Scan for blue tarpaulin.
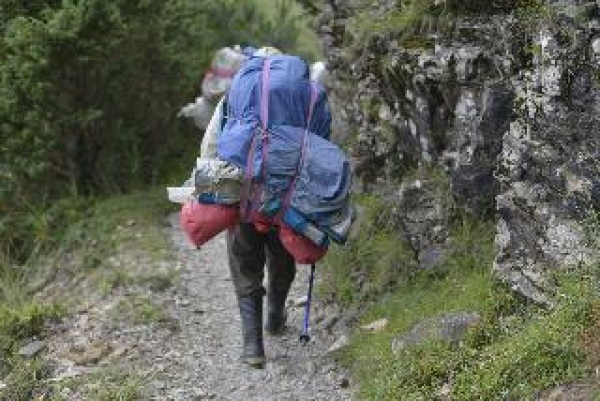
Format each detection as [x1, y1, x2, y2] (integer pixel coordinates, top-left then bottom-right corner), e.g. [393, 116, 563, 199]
[218, 55, 331, 170]
[217, 55, 353, 243]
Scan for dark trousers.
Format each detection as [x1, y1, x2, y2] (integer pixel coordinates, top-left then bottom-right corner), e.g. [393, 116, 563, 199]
[226, 223, 296, 298]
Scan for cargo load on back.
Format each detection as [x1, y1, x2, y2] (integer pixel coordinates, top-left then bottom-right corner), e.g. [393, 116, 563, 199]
[170, 49, 352, 263]
[217, 54, 354, 262]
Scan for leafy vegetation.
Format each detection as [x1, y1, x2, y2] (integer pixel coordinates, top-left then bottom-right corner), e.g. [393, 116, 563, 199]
[0, 1, 318, 388]
[0, 358, 52, 401]
[348, 0, 547, 48]
[331, 209, 600, 400]
[112, 295, 168, 326]
[0, 0, 318, 262]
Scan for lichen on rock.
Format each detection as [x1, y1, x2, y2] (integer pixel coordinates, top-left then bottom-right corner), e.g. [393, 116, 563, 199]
[319, 0, 600, 302]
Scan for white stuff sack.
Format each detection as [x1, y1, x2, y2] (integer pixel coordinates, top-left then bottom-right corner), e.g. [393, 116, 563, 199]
[310, 61, 328, 85]
[166, 187, 195, 204]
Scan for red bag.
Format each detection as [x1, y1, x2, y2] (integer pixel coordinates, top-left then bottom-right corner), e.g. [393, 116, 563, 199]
[180, 201, 239, 247]
[279, 225, 328, 264]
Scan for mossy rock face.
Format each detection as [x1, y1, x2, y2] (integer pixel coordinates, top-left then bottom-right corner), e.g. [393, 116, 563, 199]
[321, 0, 600, 302]
[319, 1, 600, 398]
[322, 0, 523, 214]
[391, 171, 453, 270]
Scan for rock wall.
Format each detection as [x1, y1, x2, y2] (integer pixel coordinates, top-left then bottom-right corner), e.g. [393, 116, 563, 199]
[318, 0, 600, 302]
[495, 13, 600, 303]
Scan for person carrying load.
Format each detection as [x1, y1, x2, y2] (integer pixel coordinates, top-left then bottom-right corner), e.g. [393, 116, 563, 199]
[176, 47, 353, 369]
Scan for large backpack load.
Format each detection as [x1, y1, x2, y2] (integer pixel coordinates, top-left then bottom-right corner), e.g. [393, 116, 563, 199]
[217, 55, 354, 263]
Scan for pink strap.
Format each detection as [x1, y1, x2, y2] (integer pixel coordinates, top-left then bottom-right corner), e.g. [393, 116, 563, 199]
[239, 132, 259, 220]
[259, 59, 271, 183]
[240, 58, 271, 220]
[260, 59, 271, 132]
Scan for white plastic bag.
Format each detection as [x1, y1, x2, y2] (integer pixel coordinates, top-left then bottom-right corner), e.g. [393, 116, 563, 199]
[310, 61, 328, 85]
[166, 187, 195, 204]
[178, 96, 215, 130]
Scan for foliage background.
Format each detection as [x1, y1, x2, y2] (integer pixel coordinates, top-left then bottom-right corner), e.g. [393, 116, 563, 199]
[0, 0, 319, 262]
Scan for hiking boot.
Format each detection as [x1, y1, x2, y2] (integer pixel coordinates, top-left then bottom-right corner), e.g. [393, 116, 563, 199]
[238, 294, 266, 368]
[265, 289, 289, 335]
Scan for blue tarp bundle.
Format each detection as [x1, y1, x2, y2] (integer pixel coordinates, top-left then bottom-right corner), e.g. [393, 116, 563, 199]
[217, 55, 353, 244]
[218, 55, 331, 171]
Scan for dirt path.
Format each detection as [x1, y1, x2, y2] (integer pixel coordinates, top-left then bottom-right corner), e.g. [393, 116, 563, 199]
[140, 213, 352, 400]
[43, 213, 353, 400]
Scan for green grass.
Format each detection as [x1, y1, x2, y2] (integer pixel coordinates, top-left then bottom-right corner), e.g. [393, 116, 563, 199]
[0, 267, 62, 400]
[0, 190, 176, 397]
[321, 195, 416, 306]
[348, 0, 548, 50]
[59, 190, 174, 261]
[52, 190, 177, 301]
[332, 211, 600, 400]
[0, 266, 63, 362]
[0, 358, 51, 401]
[340, 250, 494, 400]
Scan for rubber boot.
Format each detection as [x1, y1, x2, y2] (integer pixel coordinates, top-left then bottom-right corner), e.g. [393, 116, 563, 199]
[238, 294, 266, 368]
[265, 288, 289, 335]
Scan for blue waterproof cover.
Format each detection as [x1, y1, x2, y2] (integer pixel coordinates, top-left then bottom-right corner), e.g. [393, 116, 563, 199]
[217, 55, 331, 171]
[217, 54, 353, 242]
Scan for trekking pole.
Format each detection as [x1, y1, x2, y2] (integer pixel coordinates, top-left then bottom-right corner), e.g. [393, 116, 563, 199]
[299, 263, 316, 345]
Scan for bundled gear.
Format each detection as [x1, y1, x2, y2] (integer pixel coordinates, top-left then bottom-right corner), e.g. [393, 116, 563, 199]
[194, 158, 242, 205]
[217, 54, 354, 263]
[202, 47, 249, 102]
[169, 49, 349, 363]
[218, 54, 350, 355]
[179, 201, 239, 248]
[177, 46, 293, 130]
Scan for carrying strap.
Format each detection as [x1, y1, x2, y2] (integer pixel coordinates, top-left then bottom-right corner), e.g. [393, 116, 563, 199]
[240, 58, 271, 220]
[259, 58, 271, 184]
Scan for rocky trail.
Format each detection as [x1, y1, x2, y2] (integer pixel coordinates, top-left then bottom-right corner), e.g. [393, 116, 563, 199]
[39, 213, 353, 400]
